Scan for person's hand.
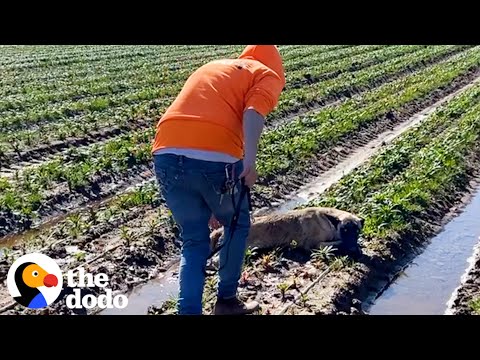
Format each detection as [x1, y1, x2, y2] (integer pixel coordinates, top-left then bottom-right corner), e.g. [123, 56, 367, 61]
[239, 160, 257, 188]
[209, 215, 222, 230]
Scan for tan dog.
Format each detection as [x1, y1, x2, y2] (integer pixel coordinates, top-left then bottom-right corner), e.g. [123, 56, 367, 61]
[210, 207, 364, 256]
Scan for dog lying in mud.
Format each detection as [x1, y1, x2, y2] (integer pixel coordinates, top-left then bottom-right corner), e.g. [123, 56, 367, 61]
[210, 207, 364, 259]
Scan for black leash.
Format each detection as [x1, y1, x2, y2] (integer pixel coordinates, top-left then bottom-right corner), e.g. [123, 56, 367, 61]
[203, 176, 252, 277]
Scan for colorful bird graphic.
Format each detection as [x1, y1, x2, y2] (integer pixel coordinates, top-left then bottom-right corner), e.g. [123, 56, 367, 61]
[13, 262, 59, 308]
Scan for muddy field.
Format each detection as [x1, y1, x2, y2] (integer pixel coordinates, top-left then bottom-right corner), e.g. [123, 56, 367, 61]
[146, 151, 480, 316]
[1, 45, 480, 315]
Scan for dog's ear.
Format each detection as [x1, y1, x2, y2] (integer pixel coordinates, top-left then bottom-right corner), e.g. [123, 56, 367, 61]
[324, 214, 341, 229]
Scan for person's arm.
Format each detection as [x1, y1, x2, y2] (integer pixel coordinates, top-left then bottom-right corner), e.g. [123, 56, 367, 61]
[239, 73, 284, 187]
[243, 107, 265, 169]
[238, 108, 264, 188]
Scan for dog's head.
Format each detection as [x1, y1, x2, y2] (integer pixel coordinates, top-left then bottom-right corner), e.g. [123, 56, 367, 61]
[325, 213, 364, 259]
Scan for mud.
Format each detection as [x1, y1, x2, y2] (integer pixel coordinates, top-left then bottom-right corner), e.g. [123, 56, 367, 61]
[145, 247, 332, 315]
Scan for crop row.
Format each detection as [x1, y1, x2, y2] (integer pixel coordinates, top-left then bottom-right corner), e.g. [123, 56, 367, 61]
[0, 47, 407, 155]
[11, 77, 478, 285]
[306, 82, 480, 244]
[1, 45, 323, 70]
[0, 45, 243, 71]
[1, 44, 296, 97]
[0, 129, 155, 234]
[257, 46, 480, 178]
[236, 83, 480, 317]
[0, 45, 340, 93]
[0, 46, 400, 152]
[270, 45, 470, 120]
[0, 46, 362, 132]
[1, 46, 479, 236]
[0, 45, 227, 67]
[0, 46, 466, 156]
[0, 47, 242, 97]
[2, 47, 476, 189]
[0, 46, 383, 115]
[8, 83, 480, 312]
[0, 99, 159, 159]
[0, 179, 162, 262]
[286, 45, 425, 87]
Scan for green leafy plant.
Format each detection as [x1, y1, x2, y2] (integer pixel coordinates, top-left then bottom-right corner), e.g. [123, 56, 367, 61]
[300, 293, 309, 308]
[330, 256, 354, 271]
[66, 213, 84, 239]
[2, 248, 13, 264]
[244, 247, 259, 266]
[162, 295, 179, 315]
[120, 225, 134, 246]
[469, 298, 480, 315]
[277, 282, 291, 301]
[74, 251, 86, 262]
[312, 245, 337, 264]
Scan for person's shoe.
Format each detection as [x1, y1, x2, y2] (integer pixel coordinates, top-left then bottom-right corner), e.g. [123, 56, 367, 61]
[213, 297, 259, 315]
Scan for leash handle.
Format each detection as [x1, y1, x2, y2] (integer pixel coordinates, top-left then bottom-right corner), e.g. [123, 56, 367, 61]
[246, 185, 252, 212]
[204, 177, 250, 276]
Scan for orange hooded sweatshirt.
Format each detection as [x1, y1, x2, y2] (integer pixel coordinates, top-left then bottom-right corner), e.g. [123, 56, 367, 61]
[151, 45, 285, 159]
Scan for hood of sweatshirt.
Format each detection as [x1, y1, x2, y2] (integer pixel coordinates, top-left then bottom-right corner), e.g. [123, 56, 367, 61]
[238, 45, 285, 86]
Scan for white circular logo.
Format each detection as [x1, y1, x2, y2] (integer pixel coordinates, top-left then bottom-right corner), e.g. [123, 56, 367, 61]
[7, 253, 63, 309]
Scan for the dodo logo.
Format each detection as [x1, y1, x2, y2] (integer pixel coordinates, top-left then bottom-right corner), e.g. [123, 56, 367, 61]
[7, 253, 63, 309]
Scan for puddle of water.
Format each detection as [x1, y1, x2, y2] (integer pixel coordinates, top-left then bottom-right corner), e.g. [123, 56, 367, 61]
[99, 263, 179, 315]
[0, 215, 66, 249]
[367, 189, 480, 315]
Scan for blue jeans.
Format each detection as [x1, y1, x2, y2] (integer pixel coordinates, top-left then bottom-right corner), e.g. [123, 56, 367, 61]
[153, 154, 251, 315]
